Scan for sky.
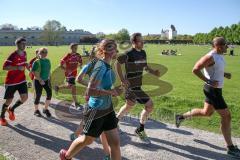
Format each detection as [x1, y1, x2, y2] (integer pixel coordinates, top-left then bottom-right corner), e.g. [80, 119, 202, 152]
[0, 0, 239, 35]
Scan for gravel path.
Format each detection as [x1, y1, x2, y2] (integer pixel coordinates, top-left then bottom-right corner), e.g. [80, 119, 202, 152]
[0, 86, 239, 160]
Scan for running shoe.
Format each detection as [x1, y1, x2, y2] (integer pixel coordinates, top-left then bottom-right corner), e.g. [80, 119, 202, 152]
[34, 110, 42, 117]
[135, 129, 151, 144]
[175, 114, 184, 128]
[59, 149, 72, 160]
[103, 154, 110, 160]
[75, 103, 84, 111]
[0, 118, 8, 126]
[7, 108, 15, 121]
[43, 109, 52, 118]
[69, 133, 78, 141]
[227, 145, 240, 158]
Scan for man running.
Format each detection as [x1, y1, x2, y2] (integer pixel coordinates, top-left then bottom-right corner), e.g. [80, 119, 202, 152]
[175, 37, 240, 158]
[0, 37, 28, 126]
[55, 43, 83, 109]
[115, 33, 160, 144]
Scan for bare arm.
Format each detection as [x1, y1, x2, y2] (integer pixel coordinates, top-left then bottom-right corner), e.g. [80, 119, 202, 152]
[3, 65, 24, 71]
[145, 65, 160, 77]
[77, 72, 89, 87]
[86, 78, 113, 96]
[192, 54, 217, 86]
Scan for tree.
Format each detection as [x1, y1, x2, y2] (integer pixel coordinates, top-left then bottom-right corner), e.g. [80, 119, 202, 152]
[41, 20, 66, 45]
[116, 28, 130, 42]
[0, 23, 18, 30]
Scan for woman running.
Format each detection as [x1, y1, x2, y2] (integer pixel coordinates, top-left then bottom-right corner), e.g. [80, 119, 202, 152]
[60, 39, 122, 160]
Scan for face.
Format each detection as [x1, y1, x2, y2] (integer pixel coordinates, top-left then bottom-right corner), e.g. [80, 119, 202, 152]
[215, 41, 228, 53]
[17, 41, 26, 51]
[104, 43, 118, 59]
[40, 50, 48, 58]
[133, 36, 144, 50]
[71, 45, 78, 53]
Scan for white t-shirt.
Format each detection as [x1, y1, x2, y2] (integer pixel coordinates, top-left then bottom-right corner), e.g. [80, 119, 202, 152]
[203, 50, 225, 88]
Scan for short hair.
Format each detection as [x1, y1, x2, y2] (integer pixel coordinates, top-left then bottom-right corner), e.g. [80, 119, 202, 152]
[15, 37, 26, 45]
[69, 43, 78, 49]
[212, 37, 226, 47]
[130, 33, 142, 44]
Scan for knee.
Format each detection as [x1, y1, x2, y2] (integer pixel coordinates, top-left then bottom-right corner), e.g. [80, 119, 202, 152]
[108, 138, 120, 149]
[145, 101, 154, 113]
[83, 137, 94, 146]
[202, 109, 214, 117]
[21, 96, 28, 103]
[220, 111, 231, 120]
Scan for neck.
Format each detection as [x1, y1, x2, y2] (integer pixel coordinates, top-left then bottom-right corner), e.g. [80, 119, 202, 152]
[133, 46, 141, 52]
[17, 49, 23, 54]
[213, 48, 223, 54]
[101, 56, 111, 64]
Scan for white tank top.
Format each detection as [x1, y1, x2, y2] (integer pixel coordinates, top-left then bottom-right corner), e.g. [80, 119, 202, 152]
[203, 50, 225, 88]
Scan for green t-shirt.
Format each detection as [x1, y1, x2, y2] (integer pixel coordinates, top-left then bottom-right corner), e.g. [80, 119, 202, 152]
[32, 58, 51, 81]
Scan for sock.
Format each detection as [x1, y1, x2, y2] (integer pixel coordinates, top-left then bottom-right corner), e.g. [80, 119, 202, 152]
[10, 100, 23, 111]
[179, 115, 185, 120]
[1, 103, 9, 118]
[137, 123, 145, 132]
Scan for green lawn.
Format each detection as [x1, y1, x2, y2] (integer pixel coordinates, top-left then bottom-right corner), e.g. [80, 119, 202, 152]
[0, 44, 240, 136]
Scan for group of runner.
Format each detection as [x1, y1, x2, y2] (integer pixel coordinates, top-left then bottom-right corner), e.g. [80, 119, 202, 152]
[1, 34, 240, 159]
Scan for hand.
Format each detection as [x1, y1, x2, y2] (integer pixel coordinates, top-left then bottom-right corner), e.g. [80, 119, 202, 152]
[207, 80, 219, 88]
[121, 79, 130, 88]
[110, 86, 123, 97]
[40, 80, 45, 85]
[224, 73, 231, 79]
[17, 66, 25, 71]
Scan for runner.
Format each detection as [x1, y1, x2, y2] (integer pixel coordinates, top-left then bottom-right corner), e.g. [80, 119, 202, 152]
[0, 37, 28, 126]
[115, 33, 160, 144]
[32, 47, 52, 117]
[59, 39, 122, 160]
[69, 46, 111, 160]
[28, 49, 40, 88]
[54, 43, 83, 109]
[175, 37, 240, 158]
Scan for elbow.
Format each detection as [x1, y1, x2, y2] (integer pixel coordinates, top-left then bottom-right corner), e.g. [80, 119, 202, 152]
[192, 68, 199, 75]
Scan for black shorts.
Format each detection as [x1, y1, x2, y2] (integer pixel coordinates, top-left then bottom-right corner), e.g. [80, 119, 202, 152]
[82, 106, 118, 138]
[125, 87, 150, 104]
[4, 82, 28, 99]
[66, 77, 76, 85]
[203, 84, 227, 110]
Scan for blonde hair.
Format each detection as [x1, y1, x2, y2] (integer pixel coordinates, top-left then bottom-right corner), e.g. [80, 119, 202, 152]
[38, 47, 48, 54]
[96, 39, 117, 59]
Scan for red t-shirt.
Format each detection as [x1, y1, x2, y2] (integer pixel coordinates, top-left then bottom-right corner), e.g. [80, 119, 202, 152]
[3, 51, 27, 85]
[29, 57, 38, 80]
[60, 53, 82, 78]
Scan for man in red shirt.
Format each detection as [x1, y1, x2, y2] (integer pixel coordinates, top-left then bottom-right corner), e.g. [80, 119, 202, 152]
[0, 37, 29, 126]
[54, 43, 83, 109]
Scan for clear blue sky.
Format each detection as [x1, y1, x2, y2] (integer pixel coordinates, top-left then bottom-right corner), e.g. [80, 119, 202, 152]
[1, 0, 239, 35]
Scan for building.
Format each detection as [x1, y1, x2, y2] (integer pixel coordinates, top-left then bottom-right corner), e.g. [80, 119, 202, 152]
[0, 28, 93, 46]
[161, 25, 177, 40]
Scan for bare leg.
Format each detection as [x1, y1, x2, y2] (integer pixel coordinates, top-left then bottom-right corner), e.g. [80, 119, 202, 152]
[104, 128, 121, 160]
[216, 108, 233, 147]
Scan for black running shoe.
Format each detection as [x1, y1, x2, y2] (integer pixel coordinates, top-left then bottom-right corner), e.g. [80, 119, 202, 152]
[34, 110, 42, 117]
[175, 114, 184, 128]
[228, 145, 240, 158]
[75, 103, 84, 111]
[43, 109, 51, 118]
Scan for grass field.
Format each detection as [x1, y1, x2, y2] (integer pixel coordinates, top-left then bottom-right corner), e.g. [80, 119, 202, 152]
[0, 44, 240, 137]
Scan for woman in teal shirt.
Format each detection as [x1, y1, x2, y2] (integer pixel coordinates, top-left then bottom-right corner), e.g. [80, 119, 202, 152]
[60, 39, 122, 160]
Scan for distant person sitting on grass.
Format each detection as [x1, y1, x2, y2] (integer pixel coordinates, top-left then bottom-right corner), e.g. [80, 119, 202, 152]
[175, 37, 240, 158]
